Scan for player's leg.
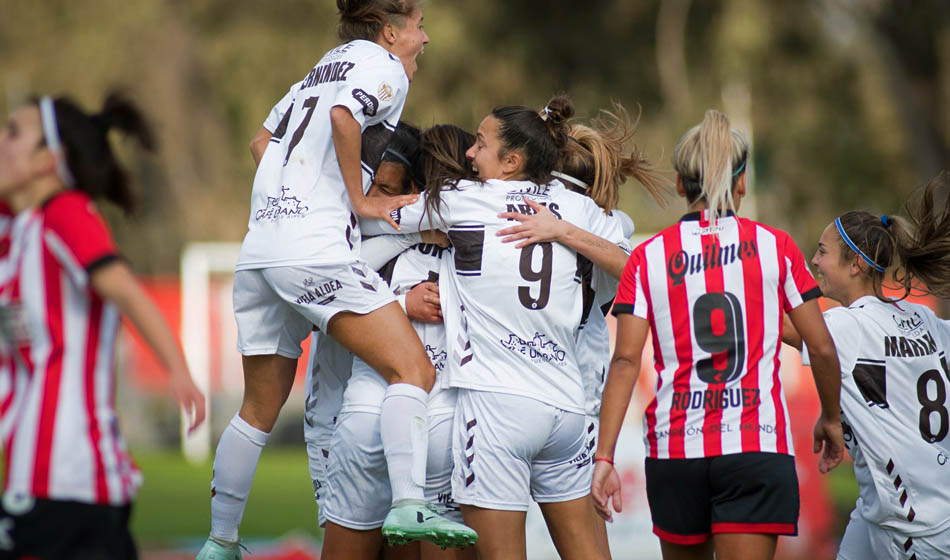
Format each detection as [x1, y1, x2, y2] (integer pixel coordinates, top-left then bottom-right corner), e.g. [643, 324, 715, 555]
[201, 270, 311, 557]
[321, 411, 391, 560]
[708, 453, 799, 560]
[452, 390, 551, 559]
[532, 409, 605, 560]
[584, 417, 611, 559]
[421, 406, 475, 560]
[836, 506, 873, 560]
[658, 540, 714, 560]
[711, 534, 776, 560]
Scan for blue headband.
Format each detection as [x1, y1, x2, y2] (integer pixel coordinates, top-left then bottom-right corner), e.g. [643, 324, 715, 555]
[835, 217, 885, 272]
[382, 147, 411, 169]
[881, 214, 889, 228]
[732, 159, 747, 177]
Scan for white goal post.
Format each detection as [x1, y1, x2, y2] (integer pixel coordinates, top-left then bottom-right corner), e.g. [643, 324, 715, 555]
[179, 242, 241, 464]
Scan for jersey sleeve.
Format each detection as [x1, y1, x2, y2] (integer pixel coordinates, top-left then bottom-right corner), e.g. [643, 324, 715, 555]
[780, 233, 821, 312]
[43, 194, 119, 287]
[802, 307, 861, 375]
[359, 233, 421, 270]
[263, 81, 301, 133]
[612, 248, 648, 319]
[334, 61, 408, 129]
[359, 192, 446, 236]
[589, 209, 632, 302]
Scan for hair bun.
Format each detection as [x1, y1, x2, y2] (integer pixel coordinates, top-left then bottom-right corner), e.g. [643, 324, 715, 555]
[543, 94, 574, 125]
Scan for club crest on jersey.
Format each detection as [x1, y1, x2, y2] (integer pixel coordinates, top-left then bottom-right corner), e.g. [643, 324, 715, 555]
[255, 187, 309, 221]
[377, 82, 394, 101]
[352, 88, 379, 116]
[500, 332, 566, 364]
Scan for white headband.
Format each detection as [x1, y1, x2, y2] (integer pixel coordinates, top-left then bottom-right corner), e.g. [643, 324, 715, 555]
[39, 96, 75, 188]
[551, 171, 589, 190]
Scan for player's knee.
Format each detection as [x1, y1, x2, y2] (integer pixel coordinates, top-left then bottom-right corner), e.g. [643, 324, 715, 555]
[238, 401, 282, 432]
[390, 362, 436, 392]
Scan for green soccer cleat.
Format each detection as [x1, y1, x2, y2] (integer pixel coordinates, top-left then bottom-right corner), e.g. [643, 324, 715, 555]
[195, 536, 243, 560]
[381, 500, 478, 548]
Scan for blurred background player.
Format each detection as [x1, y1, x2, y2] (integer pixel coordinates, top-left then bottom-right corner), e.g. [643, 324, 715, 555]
[201, 0, 478, 557]
[785, 172, 950, 559]
[592, 109, 845, 560]
[0, 93, 205, 558]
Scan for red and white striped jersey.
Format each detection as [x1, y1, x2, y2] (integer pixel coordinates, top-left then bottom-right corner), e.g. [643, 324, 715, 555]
[613, 210, 820, 459]
[0, 191, 141, 505]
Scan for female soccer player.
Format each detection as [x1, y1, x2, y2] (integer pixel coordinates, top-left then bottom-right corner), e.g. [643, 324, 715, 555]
[364, 96, 628, 560]
[321, 123, 475, 560]
[591, 109, 845, 560]
[787, 172, 950, 559]
[0, 93, 205, 558]
[203, 1, 477, 556]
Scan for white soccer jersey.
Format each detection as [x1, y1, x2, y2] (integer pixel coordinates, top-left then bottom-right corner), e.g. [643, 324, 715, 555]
[363, 179, 626, 414]
[804, 296, 950, 537]
[0, 192, 140, 506]
[577, 209, 634, 417]
[262, 81, 301, 134]
[341, 241, 456, 415]
[237, 40, 410, 271]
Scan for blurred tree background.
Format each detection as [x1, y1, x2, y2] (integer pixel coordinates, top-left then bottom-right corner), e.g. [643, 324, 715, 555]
[1, 0, 947, 271]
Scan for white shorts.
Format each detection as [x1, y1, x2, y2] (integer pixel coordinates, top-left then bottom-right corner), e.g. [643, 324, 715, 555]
[451, 390, 591, 512]
[233, 261, 394, 358]
[838, 506, 950, 560]
[323, 411, 460, 530]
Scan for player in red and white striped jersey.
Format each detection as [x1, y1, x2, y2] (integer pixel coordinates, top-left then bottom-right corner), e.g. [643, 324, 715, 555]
[0, 94, 205, 558]
[592, 110, 844, 560]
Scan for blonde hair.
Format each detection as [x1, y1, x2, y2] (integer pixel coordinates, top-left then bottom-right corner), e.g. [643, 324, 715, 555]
[558, 102, 671, 213]
[672, 110, 749, 222]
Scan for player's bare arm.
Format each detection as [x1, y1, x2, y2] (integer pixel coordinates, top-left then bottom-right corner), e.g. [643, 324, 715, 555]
[91, 260, 206, 433]
[249, 126, 272, 166]
[498, 198, 627, 278]
[787, 299, 844, 473]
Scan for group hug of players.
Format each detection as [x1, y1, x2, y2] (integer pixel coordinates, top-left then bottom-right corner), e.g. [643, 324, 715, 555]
[0, 1, 948, 559]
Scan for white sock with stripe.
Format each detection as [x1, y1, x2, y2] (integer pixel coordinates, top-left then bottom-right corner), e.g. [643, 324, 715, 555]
[381, 383, 428, 504]
[210, 413, 270, 542]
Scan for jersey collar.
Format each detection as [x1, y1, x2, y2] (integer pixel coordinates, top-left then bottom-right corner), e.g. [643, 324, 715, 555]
[679, 209, 736, 222]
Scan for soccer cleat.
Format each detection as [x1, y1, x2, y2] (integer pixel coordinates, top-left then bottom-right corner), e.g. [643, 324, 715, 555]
[381, 500, 478, 548]
[195, 536, 243, 560]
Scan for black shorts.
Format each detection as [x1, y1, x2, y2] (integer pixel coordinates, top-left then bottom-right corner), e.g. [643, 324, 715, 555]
[644, 452, 799, 545]
[0, 496, 137, 559]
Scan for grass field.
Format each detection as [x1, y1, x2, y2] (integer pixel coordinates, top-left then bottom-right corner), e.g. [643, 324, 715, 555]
[132, 447, 321, 548]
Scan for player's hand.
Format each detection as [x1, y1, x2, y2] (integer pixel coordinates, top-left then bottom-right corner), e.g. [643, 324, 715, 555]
[813, 415, 844, 473]
[591, 460, 623, 522]
[497, 198, 568, 248]
[420, 229, 450, 248]
[406, 282, 442, 323]
[170, 370, 206, 434]
[355, 193, 419, 231]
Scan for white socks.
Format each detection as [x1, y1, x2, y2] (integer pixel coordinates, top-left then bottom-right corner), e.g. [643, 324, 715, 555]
[210, 414, 270, 543]
[380, 383, 429, 504]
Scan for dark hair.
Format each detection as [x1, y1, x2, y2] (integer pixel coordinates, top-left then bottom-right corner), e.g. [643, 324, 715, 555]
[835, 171, 950, 300]
[34, 93, 155, 214]
[380, 122, 422, 194]
[419, 124, 476, 224]
[491, 94, 574, 184]
[558, 101, 671, 213]
[336, 0, 418, 43]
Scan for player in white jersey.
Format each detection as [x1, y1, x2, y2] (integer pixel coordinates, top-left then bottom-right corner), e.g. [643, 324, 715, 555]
[364, 96, 630, 559]
[788, 173, 950, 560]
[322, 124, 475, 560]
[592, 110, 844, 560]
[0, 94, 205, 558]
[202, 2, 477, 558]
[498, 100, 672, 558]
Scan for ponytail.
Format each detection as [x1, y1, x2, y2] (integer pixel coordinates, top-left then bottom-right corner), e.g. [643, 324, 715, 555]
[420, 124, 476, 226]
[36, 92, 155, 215]
[835, 172, 950, 301]
[558, 101, 670, 213]
[492, 95, 574, 184]
[336, 0, 418, 43]
[672, 109, 749, 222]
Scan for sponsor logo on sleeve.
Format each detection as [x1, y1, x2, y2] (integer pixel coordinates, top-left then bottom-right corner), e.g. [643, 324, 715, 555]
[377, 82, 394, 101]
[352, 88, 379, 116]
